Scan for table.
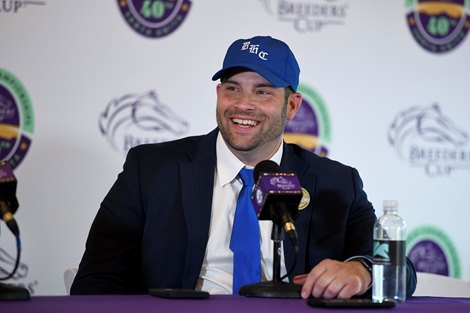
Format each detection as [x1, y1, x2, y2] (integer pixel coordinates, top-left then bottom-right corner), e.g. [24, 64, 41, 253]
[1, 295, 469, 313]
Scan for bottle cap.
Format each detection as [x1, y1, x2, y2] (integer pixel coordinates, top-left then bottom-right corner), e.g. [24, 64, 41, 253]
[383, 200, 398, 210]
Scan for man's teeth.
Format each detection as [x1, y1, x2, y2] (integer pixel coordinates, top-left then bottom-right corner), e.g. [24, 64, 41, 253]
[232, 118, 257, 126]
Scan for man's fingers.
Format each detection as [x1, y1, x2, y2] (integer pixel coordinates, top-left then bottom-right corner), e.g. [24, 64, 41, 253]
[296, 259, 371, 299]
[293, 274, 308, 285]
[299, 261, 329, 299]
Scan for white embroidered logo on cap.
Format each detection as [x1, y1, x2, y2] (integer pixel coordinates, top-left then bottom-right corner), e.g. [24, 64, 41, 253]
[241, 41, 269, 60]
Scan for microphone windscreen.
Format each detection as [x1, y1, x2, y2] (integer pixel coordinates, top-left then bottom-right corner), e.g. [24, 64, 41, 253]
[252, 160, 302, 221]
[253, 160, 281, 182]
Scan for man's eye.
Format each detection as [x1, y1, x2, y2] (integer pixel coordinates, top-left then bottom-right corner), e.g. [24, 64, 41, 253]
[224, 85, 238, 92]
[257, 90, 271, 96]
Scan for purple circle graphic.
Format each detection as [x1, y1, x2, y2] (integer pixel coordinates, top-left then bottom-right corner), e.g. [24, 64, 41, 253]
[408, 240, 449, 275]
[0, 84, 21, 161]
[117, 0, 191, 38]
[285, 99, 319, 135]
[406, 0, 470, 53]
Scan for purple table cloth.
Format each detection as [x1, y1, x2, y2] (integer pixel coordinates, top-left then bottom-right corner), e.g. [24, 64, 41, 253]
[1, 295, 469, 313]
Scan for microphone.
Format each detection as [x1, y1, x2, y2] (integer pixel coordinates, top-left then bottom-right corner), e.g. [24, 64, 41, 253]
[0, 161, 29, 301]
[0, 161, 20, 236]
[252, 160, 302, 246]
[238, 160, 303, 298]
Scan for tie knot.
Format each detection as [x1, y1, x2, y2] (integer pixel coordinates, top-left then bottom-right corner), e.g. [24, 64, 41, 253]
[238, 168, 254, 187]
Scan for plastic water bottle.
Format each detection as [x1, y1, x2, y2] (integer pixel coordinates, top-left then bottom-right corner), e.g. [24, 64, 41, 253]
[372, 200, 407, 303]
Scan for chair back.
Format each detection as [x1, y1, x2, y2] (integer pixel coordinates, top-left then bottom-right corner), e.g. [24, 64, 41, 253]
[63, 268, 78, 295]
[414, 272, 470, 297]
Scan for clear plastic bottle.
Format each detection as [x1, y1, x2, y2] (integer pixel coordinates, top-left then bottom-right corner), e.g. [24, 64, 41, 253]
[372, 200, 407, 303]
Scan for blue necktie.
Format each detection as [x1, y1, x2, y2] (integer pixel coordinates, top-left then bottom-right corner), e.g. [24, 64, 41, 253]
[230, 168, 261, 294]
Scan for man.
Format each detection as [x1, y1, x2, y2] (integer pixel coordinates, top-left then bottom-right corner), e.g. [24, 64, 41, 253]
[71, 36, 416, 299]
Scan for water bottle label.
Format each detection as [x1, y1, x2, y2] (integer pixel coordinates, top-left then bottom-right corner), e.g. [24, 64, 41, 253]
[373, 240, 406, 266]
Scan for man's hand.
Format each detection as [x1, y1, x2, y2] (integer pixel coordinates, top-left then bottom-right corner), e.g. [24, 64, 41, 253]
[293, 259, 372, 299]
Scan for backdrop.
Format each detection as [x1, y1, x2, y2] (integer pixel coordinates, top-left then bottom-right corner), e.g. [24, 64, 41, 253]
[1, 0, 469, 295]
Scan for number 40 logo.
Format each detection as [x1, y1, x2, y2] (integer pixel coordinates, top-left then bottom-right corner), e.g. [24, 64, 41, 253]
[405, 0, 470, 53]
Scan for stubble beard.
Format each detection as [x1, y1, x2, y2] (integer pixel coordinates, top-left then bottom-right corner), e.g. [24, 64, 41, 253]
[216, 107, 287, 154]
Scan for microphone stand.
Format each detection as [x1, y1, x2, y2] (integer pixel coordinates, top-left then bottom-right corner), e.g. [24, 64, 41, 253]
[0, 162, 30, 300]
[238, 223, 301, 298]
[0, 225, 30, 301]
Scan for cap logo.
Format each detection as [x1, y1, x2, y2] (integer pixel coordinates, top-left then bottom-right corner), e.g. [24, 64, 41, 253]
[241, 41, 269, 61]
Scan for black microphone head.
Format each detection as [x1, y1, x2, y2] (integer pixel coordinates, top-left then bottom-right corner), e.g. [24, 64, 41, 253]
[252, 160, 302, 222]
[0, 160, 19, 214]
[253, 160, 281, 182]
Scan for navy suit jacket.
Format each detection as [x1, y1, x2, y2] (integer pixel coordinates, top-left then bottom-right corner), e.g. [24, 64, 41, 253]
[71, 129, 416, 295]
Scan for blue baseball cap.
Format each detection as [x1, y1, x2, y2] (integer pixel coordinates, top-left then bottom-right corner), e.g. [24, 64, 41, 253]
[212, 36, 300, 92]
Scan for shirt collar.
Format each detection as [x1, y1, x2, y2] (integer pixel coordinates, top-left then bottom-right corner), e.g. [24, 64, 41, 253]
[216, 132, 283, 187]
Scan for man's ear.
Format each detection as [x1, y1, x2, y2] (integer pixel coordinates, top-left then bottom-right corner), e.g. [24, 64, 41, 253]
[287, 93, 302, 121]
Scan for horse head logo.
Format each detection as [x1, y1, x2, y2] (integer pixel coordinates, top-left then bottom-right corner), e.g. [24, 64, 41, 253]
[388, 104, 467, 155]
[388, 104, 468, 176]
[99, 90, 189, 152]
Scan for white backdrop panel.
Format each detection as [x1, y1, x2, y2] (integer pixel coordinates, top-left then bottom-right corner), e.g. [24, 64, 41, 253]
[0, 0, 468, 295]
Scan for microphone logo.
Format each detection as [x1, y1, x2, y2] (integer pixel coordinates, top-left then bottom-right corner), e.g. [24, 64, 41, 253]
[252, 172, 302, 220]
[268, 176, 296, 190]
[0, 161, 15, 183]
[255, 189, 263, 207]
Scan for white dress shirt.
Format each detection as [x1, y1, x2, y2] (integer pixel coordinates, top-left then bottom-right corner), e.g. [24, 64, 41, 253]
[195, 133, 288, 294]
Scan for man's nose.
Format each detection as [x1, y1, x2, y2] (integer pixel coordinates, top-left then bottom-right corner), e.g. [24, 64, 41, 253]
[235, 92, 256, 110]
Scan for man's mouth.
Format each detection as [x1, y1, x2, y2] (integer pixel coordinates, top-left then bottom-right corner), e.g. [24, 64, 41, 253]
[231, 118, 258, 128]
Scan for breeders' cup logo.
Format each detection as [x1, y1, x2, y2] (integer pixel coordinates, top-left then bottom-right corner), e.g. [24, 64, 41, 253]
[407, 225, 461, 278]
[388, 103, 469, 176]
[0, 68, 34, 170]
[405, 0, 470, 53]
[117, 0, 191, 38]
[0, 0, 46, 14]
[259, 0, 349, 33]
[99, 90, 189, 154]
[269, 176, 296, 190]
[284, 83, 331, 157]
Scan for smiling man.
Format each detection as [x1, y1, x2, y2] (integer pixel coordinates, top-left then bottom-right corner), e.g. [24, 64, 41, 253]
[71, 36, 417, 299]
[215, 70, 301, 166]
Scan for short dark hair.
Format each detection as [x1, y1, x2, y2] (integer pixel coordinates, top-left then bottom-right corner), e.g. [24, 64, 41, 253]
[284, 86, 294, 104]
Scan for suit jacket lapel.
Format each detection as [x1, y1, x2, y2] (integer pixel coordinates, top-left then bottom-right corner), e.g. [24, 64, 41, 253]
[280, 143, 317, 278]
[180, 129, 218, 288]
